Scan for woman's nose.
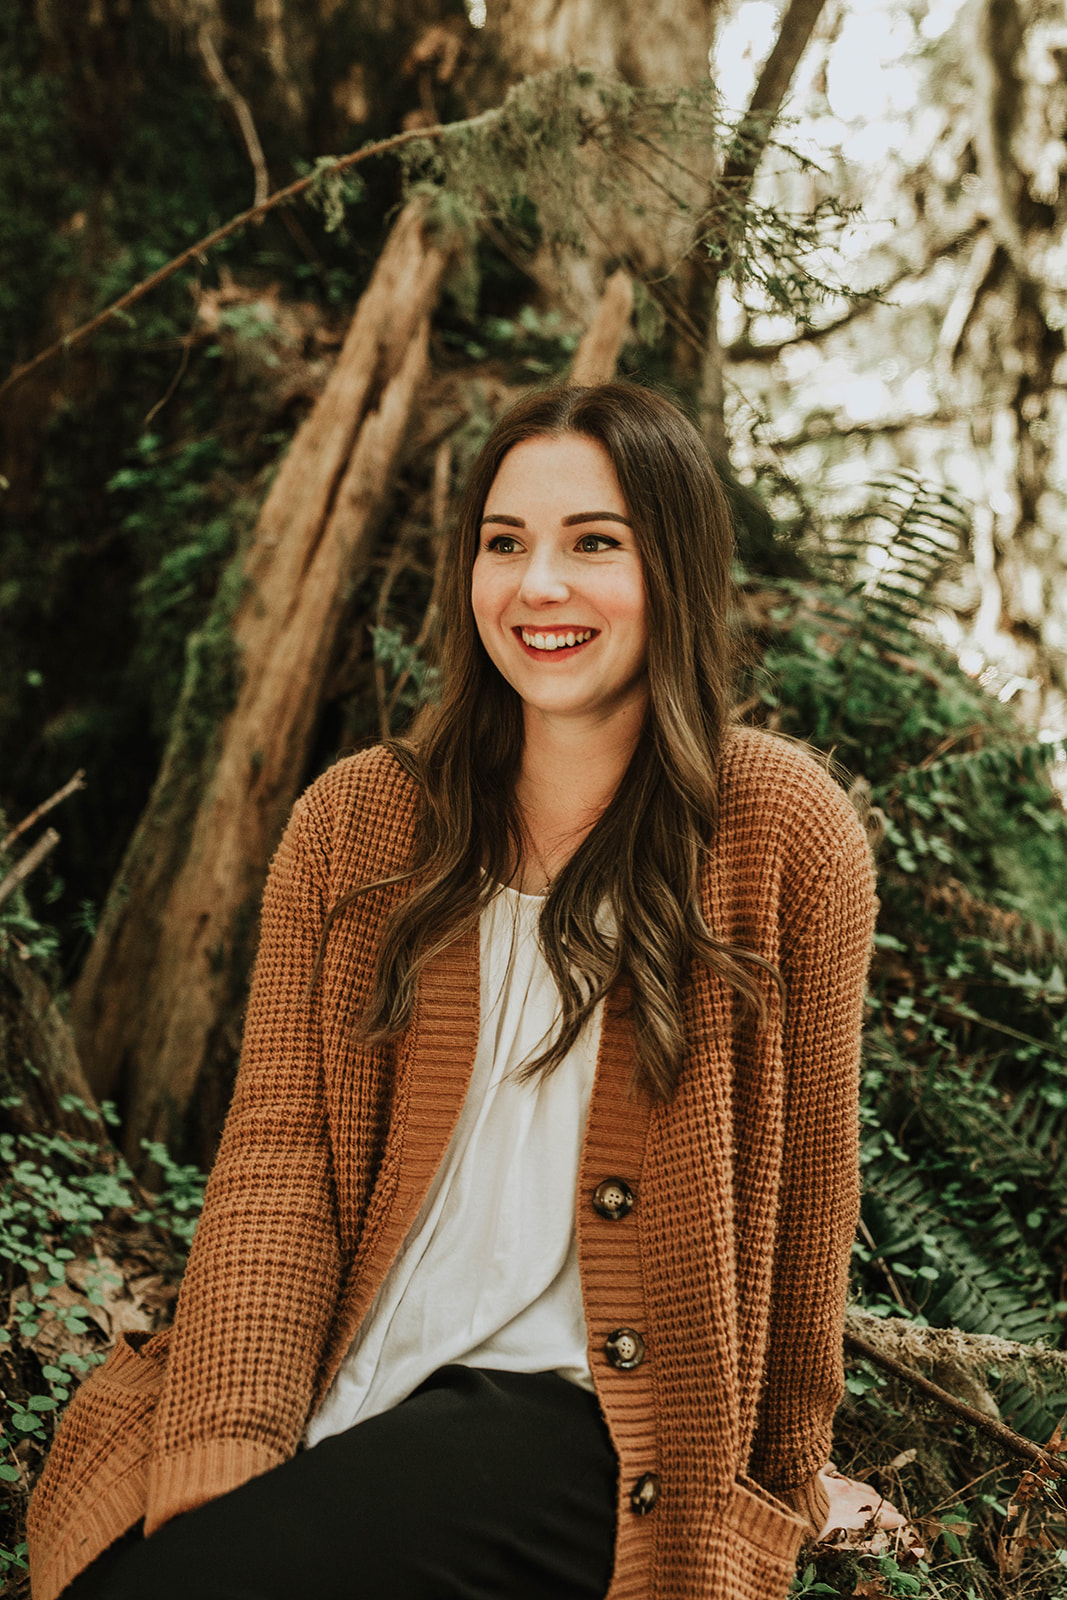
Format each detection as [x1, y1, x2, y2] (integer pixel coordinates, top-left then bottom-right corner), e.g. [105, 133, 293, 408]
[518, 549, 570, 606]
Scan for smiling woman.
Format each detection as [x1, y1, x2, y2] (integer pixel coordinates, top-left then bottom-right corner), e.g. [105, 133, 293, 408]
[29, 383, 879, 1600]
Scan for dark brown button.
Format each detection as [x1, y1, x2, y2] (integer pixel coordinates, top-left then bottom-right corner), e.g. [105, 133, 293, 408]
[605, 1327, 646, 1370]
[630, 1473, 660, 1514]
[592, 1178, 634, 1220]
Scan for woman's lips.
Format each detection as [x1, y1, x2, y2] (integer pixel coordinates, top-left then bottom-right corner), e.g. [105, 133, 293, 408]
[514, 626, 599, 655]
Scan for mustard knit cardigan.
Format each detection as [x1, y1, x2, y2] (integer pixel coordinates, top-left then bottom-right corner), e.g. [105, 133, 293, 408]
[28, 727, 876, 1600]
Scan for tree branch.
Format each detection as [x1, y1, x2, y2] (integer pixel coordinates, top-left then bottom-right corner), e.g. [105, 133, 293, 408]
[759, 408, 966, 451]
[0, 829, 60, 909]
[685, 0, 830, 446]
[845, 1323, 1067, 1479]
[196, 23, 270, 210]
[1, 771, 86, 854]
[0, 108, 497, 404]
[721, 0, 829, 192]
[727, 222, 984, 363]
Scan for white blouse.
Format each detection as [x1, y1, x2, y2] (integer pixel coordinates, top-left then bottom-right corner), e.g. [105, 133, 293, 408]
[304, 884, 602, 1447]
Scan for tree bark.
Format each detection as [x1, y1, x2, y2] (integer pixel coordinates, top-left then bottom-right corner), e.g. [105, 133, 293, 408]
[474, 0, 720, 326]
[1, 948, 101, 1142]
[71, 201, 449, 1167]
[481, 0, 718, 92]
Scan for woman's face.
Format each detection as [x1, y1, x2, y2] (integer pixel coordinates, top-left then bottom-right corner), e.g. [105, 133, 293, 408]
[471, 433, 649, 731]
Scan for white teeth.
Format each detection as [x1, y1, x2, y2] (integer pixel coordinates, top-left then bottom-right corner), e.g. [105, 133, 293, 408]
[520, 628, 594, 648]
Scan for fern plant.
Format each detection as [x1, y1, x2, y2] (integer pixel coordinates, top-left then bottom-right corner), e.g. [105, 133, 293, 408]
[740, 470, 1067, 1497]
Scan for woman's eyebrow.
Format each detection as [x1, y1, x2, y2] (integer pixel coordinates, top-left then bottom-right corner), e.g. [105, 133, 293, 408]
[478, 510, 633, 527]
[563, 511, 632, 527]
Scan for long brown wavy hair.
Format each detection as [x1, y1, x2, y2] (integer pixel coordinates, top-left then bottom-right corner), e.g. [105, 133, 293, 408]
[321, 381, 779, 1099]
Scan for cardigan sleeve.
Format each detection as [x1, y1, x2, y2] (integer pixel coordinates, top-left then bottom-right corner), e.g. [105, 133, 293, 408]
[746, 809, 876, 1536]
[144, 787, 342, 1535]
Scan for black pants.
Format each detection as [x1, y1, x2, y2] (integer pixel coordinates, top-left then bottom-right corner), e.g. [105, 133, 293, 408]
[62, 1367, 618, 1600]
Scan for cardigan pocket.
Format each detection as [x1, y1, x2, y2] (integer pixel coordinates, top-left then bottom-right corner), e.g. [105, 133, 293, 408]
[707, 1474, 808, 1599]
[93, 1326, 172, 1392]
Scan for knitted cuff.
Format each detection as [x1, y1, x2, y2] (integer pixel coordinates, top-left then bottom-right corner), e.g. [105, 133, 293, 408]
[774, 1471, 831, 1543]
[145, 1438, 283, 1536]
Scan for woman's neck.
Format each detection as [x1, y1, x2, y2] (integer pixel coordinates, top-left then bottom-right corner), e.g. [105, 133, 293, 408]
[511, 703, 645, 892]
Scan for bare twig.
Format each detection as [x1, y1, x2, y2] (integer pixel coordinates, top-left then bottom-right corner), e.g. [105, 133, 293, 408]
[197, 24, 270, 210]
[1, 770, 85, 853]
[857, 1217, 910, 1312]
[143, 265, 203, 429]
[0, 108, 497, 403]
[0, 829, 61, 909]
[845, 1327, 1067, 1479]
[937, 227, 999, 375]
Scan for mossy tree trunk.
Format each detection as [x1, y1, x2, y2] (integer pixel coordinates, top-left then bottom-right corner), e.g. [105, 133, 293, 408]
[71, 202, 449, 1170]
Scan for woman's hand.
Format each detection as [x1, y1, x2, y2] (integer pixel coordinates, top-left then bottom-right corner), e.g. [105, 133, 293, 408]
[815, 1464, 925, 1557]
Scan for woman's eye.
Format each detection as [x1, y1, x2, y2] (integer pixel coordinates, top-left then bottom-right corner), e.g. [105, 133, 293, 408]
[486, 534, 519, 554]
[576, 534, 618, 553]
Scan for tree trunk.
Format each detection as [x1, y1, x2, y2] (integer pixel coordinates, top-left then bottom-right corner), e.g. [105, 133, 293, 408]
[0, 947, 101, 1143]
[679, 0, 830, 449]
[482, 0, 716, 90]
[71, 201, 449, 1168]
[962, 0, 1067, 720]
[476, 0, 720, 327]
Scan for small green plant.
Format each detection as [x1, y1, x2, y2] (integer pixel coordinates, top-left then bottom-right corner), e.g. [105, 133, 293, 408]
[0, 1096, 207, 1573]
[791, 1562, 839, 1595]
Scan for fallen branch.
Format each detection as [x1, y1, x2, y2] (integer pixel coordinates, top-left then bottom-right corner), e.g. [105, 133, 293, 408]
[847, 1311, 1067, 1379]
[845, 1321, 1067, 1479]
[570, 269, 635, 385]
[0, 109, 496, 404]
[1, 770, 85, 853]
[0, 828, 60, 909]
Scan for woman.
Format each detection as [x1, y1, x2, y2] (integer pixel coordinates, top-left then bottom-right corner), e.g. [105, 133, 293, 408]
[29, 381, 879, 1600]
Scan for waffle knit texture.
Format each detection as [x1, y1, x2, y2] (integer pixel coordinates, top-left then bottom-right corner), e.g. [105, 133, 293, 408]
[28, 727, 876, 1600]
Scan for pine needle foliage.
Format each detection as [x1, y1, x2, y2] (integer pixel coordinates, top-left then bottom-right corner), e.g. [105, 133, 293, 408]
[394, 68, 862, 323]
